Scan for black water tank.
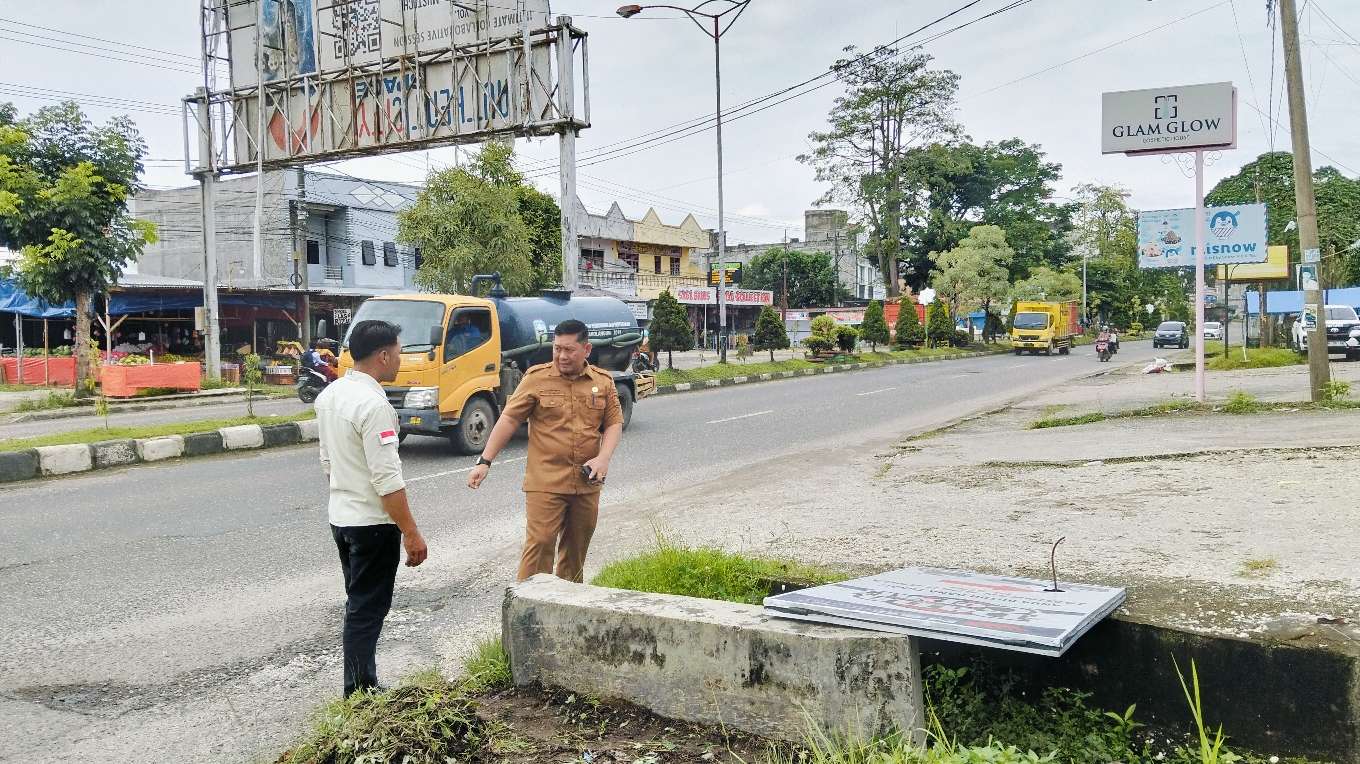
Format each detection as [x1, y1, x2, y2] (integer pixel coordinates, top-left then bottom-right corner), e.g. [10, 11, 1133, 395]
[494, 291, 641, 372]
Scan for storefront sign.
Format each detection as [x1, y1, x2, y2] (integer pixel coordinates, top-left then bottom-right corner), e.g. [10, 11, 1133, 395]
[333, 308, 352, 325]
[673, 287, 773, 306]
[626, 301, 650, 321]
[1137, 204, 1267, 268]
[1102, 82, 1237, 155]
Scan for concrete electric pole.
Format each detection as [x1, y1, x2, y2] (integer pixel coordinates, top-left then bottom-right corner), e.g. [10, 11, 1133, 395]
[1278, 0, 1331, 400]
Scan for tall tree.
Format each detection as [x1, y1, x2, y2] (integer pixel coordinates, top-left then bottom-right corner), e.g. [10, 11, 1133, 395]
[800, 46, 962, 297]
[752, 305, 790, 362]
[925, 299, 953, 347]
[399, 141, 556, 294]
[1206, 151, 1360, 286]
[0, 102, 156, 395]
[649, 289, 693, 369]
[743, 248, 846, 307]
[929, 224, 1013, 326]
[1010, 266, 1081, 302]
[893, 293, 924, 347]
[859, 299, 889, 352]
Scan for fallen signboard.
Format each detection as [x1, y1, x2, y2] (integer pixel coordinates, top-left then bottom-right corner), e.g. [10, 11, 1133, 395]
[763, 567, 1126, 657]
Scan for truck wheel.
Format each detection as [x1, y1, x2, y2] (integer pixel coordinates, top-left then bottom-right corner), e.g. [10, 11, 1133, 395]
[1014, 348, 1022, 356]
[616, 383, 634, 430]
[450, 396, 495, 455]
[1059, 343, 1070, 355]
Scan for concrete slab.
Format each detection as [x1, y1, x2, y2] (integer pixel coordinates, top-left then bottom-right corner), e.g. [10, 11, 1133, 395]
[219, 425, 263, 450]
[0, 449, 40, 483]
[135, 436, 184, 462]
[34, 444, 92, 476]
[296, 418, 319, 442]
[503, 575, 924, 744]
[91, 439, 138, 469]
[181, 431, 224, 457]
[260, 423, 299, 448]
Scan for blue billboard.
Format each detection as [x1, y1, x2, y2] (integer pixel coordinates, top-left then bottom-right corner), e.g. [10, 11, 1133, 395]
[1137, 203, 1268, 268]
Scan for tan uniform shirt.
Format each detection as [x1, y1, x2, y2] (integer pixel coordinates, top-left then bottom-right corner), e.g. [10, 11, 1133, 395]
[502, 362, 624, 494]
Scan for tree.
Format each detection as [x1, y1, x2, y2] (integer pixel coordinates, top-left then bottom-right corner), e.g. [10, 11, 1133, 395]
[860, 300, 889, 352]
[1010, 266, 1081, 302]
[925, 299, 953, 347]
[801, 46, 962, 296]
[752, 305, 790, 362]
[399, 141, 552, 295]
[930, 225, 1013, 332]
[894, 294, 924, 348]
[649, 290, 693, 369]
[744, 248, 846, 307]
[0, 102, 156, 395]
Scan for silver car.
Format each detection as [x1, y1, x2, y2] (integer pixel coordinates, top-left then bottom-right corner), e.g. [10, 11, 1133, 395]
[1202, 321, 1223, 341]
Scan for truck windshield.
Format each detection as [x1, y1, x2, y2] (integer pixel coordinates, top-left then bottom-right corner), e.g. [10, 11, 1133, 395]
[344, 300, 447, 351]
[1013, 312, 1049, 330]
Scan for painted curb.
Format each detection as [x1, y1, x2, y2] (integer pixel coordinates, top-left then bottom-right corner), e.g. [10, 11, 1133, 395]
[136, 436, 184, 463]
[182, 431, 226, 457]
[0, 450, 40, 483]
[220, 425, 265, 450]
[261, 423, 301, 448]
[649, 350, 1006, 397]
[35, 444, 93, 476]
[297, 418, 320, 442]
[92, 439, 138, 469]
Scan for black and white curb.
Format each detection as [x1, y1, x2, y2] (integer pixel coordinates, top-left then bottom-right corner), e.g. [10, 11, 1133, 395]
[0, 419, 318, 485]
[651, 350, 1006, 396]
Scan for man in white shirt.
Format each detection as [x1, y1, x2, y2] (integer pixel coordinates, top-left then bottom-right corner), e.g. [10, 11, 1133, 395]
[316, 319, 428, 697]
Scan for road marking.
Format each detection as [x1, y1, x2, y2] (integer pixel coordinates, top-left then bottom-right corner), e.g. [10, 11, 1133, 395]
[407, 456, 527, 483]
[706, 410, 773, 425]
[856, 387, 897, 397]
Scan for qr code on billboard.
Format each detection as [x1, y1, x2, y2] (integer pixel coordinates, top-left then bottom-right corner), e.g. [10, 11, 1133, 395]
[332, 0, 381, 60]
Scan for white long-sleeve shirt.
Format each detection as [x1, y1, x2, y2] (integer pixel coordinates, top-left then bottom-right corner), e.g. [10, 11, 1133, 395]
[316, 370, 406, 527]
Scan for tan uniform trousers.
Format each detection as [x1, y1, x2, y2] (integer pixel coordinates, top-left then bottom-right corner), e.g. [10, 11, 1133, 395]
[517, 491, 601, 582]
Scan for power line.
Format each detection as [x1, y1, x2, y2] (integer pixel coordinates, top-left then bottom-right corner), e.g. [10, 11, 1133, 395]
[0, 33, 201, 75]
[0, 16, 202, 62]
[1228, 0, 1272, 138]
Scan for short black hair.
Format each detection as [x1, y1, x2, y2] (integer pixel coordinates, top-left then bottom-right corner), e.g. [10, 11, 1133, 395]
[349, 320, 401, 361]
[554, 319, 590, 344]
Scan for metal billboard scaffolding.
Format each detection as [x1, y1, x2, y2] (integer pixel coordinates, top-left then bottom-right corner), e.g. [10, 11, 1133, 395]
[183, 0, 590, 375]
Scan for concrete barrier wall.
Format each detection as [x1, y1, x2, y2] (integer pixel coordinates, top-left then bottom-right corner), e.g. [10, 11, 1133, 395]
[502, 575, 924, 744]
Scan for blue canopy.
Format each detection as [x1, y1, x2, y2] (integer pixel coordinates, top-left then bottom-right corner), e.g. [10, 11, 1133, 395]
[1245, 287, 1360, 315]
[0, 280, 74, 318]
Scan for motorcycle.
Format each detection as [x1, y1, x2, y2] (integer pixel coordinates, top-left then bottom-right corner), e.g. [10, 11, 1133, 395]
[631, 352, 655, 373]
[296, 365, 331, 403]
[1095, 333, 1112, 363]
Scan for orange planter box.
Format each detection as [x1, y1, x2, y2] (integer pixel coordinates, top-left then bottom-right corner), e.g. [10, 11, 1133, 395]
[100, 363, 202, 398]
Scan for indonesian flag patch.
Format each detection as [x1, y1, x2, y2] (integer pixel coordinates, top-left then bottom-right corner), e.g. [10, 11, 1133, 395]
[378, 429, 399, 446]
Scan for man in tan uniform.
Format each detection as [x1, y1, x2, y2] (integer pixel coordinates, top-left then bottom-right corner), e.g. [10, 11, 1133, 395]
[467, 319, 624, 582]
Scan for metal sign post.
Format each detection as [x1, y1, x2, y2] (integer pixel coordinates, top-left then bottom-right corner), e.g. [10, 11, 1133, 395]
[1193, 149, 1206, 402]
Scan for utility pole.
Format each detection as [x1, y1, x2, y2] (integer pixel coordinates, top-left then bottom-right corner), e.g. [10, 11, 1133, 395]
[557, 17, 581, 293]
[1279, 0, 1331, 400]
[833, 230, 841, 307]
[194, 87, 222, 380]
[781, 230, 789, 321]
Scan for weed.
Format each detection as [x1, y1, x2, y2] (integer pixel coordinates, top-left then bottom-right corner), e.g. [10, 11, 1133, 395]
[874, 460, 893, 479]
[1321, 380, 1352, 402]
[13, 391, 78, 412]
[1174, 658, 1238, 764]
[1029, 412, 1107, 429]
[1239, 557, 1278, 577]
[461, 636, 512, 694]
[1221, 392, 1262, 415]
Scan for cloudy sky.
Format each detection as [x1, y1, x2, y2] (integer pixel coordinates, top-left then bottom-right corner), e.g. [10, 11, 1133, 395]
[4, 0, 1359, 246]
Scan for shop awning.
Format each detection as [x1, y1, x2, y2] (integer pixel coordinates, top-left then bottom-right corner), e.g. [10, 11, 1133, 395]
[3, 279, 301, 317]
[0, 280, 75, 318]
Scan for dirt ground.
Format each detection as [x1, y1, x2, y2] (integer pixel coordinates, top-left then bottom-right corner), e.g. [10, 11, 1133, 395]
[597, 360, 1360, 652]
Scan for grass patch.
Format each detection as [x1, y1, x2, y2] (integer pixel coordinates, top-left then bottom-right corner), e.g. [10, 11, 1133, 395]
[1204, 343, 1304, 371]
[13, 390, 79, 412]
[1222, 391, 1263, 414]
[654, 346, 1002, 386]
[1239, 557, 1278, 578]
[276, 669, 495, 764]
[461, 636, 512, 695]
[1030, 411, 1108, 429]
[590, 537, 844, 605]
[0, 410, 315, 451]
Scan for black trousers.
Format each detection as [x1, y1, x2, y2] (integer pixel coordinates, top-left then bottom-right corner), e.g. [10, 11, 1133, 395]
[331, 523, 402, 697]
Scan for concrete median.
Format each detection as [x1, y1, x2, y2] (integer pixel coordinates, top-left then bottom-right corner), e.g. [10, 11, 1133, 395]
[503, 575, 924, 744]
[35, 444, 93, 476]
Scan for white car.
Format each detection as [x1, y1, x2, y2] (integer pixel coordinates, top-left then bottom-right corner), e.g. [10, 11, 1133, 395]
[1292, 304, 1360, 360]
[1202, 321, 1223, 341]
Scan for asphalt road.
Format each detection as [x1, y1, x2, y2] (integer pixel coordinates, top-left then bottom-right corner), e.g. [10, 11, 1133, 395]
[0, 342, 1163, 763]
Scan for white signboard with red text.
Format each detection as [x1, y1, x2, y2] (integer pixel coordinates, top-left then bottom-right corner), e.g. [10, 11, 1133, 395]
[673, 287, 773, 306]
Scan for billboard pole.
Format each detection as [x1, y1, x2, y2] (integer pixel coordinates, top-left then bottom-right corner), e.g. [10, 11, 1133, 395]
[557, 17, 580, 293]
[1194, 149, 1206, 403]
[1279, 0, 1331, 400]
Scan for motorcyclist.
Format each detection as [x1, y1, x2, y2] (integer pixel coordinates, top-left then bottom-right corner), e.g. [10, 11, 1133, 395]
[303, 338, 338, 383]
[1104, 324, 1119, 353]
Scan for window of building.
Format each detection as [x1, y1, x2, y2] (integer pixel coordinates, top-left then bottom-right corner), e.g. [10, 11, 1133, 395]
[653, 256, 663, 274]
[670, 258, 681, 276]
[306, 239, 320, 265]
[581, 248, 604, 271]
[619, 250, 639, 271]
[383, 242, 398, 267]
[360, 240, 376, 266]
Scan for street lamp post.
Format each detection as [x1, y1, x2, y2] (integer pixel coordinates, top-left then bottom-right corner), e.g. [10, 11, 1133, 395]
[618, 0, 751, 364]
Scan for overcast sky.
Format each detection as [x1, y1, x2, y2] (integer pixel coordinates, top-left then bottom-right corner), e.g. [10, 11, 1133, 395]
[4, 0, 1360, 246]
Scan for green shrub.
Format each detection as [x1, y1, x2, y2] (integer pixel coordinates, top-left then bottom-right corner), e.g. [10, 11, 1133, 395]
[926, 301, 954, 347]
[804, 335, 834, 355]
[895, 296, 925, 348]
[1322, 380, 1352, 402]
[860, 300, 891, 351]
[1221, 391, 1261, 414]
[810, 314, 839, 339]
[835, 325, 859, 352]
[590, 538, 840, 605]
[1130, 322, 1143, 335]
[461, 636, 511, 694]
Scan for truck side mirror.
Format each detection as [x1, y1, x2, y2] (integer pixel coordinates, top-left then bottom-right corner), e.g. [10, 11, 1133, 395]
[429, 324, 444, 347]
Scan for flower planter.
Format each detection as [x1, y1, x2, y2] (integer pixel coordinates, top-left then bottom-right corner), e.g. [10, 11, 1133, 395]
[100, 363, 203, 398]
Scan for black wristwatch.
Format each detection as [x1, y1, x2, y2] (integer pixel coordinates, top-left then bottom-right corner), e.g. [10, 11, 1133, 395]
[476, 456, 493, 467]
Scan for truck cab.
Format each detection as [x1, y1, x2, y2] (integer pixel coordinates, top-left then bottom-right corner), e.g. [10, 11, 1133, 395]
[336, 279, 649, 454]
